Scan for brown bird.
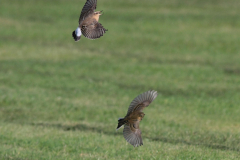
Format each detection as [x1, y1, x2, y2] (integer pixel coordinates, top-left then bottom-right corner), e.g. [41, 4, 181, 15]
[72, 0, 107, 41]
[117, 90, 158, 147]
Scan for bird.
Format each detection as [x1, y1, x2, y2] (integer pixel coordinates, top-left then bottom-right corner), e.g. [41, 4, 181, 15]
[72, 0, 107, 41]
[116, 90, 158, 147]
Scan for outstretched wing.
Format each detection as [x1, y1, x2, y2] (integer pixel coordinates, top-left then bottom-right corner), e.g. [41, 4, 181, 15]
[81, 20, 107, 39]
[79, 0, 97, 24]
[123, 122, 143, 147]
[126, 90, 158, 116]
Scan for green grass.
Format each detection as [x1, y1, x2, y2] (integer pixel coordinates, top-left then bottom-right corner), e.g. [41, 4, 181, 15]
[1, 0, 240, 159]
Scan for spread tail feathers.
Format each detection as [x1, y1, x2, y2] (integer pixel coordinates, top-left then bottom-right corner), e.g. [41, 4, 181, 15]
[116, 118, 127, 130]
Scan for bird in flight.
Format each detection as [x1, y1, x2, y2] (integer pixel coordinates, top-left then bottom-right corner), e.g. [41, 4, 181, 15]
[116, 90, 158, 147]
[72, 0, 107, 41]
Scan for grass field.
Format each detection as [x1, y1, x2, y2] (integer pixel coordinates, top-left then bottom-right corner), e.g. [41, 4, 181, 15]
[1, 0, 240, 159]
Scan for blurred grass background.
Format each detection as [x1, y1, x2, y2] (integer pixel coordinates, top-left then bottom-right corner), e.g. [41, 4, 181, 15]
[1, 0, 240, 159]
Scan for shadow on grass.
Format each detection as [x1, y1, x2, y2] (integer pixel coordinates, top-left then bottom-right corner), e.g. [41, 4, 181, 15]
[224, 68, 240, 75]
[31, 122, 240, 152]
[31, 122, 122, 136]
[117, 83, 239, 97]
[151, 136, 240, 152]
[0, 157, 24, 160]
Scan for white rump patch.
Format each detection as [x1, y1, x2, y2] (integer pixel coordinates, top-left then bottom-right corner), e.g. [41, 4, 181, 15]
[75, 27, 81, 37]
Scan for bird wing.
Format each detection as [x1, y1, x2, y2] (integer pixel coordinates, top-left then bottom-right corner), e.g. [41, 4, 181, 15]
[123, 122, 143, 147]
[126, 90, 158, 116]
[79, 0, 97, 25]
[81, 20, 107, 39]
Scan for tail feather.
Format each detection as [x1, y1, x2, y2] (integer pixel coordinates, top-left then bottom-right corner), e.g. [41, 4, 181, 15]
[116, 118, 127, 130]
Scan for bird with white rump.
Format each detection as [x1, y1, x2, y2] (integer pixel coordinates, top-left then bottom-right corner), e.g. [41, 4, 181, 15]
[72, 0, 107, 41]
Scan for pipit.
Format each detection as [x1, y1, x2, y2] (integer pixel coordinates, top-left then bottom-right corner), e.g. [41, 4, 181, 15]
[116, 90, 158, 147]
[72, 0, 107, 41]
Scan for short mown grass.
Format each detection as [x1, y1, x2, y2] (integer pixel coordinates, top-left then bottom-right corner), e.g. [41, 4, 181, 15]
[1, 0, 240, 159]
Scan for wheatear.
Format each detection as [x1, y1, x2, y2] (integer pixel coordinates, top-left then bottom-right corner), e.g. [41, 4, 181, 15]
[72, 0, 107, 41]
[116, 90, 158, 147]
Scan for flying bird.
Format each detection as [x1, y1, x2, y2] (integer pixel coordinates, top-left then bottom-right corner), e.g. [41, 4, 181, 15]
[72, 0, 107, 41]
[116, 90, 158, 147]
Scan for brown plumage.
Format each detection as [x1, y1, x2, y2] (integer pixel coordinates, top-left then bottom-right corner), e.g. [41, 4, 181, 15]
[117, 90, 158, 147]
[72, 0, 107, 41]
